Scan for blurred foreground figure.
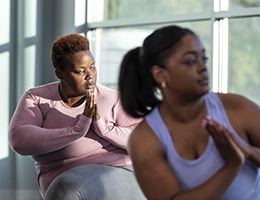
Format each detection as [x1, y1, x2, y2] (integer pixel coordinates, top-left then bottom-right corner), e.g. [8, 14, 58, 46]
[118, 25, 260, 200]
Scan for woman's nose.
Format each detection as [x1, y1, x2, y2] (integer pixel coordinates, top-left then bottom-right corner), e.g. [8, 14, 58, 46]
[85, 71, 93, 80]
[198, 61, 207, 72]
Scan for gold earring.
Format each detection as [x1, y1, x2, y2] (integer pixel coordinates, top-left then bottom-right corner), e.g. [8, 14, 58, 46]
[161, 81, 167, 88]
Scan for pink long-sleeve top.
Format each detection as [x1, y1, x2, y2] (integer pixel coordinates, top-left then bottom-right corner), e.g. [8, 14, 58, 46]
[8, 82, 141, 197]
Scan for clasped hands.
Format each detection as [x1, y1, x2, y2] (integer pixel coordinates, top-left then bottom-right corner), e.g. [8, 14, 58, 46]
[202, 116, 250, 166]
[83, 92, 100, 121]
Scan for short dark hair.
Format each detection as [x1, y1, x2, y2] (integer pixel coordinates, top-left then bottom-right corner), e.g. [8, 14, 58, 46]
[118, 25, 195, 118]
[51, 33, 89, 70]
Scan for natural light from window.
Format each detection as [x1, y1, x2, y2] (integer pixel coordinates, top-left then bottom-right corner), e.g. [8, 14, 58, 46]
[0, 52, 10, 160]
[0, 0, 10, 160]
[0, 0, 10, 45]
[24, 45, 36, 91]
[74, 0, 86, 26]
[24, 0, 37, 38]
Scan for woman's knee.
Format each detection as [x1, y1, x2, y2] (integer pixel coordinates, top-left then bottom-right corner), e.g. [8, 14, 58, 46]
[79, 167, 146, 200]
[44, 164, 146, 200]
[44, 175, 82, 200]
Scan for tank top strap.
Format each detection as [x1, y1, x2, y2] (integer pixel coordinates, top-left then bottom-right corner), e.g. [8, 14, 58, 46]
[145, 106, 176, 154]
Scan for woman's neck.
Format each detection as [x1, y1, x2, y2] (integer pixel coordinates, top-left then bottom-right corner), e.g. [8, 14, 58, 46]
[59, 84, 86, 107]
[159, 96, 206, 124]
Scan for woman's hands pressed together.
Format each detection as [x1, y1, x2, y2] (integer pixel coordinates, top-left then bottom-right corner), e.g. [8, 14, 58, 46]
[83, 92, 100, 121]
[202, 116, 245, 167]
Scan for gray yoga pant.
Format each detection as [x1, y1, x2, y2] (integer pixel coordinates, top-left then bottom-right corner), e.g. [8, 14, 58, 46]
[44, 164, 147, 200]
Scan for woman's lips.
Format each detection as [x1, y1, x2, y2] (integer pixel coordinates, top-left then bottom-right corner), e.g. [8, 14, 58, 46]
[85, 84, 95, 89]
[198, 77, 209, 85]
[85, 78, 96, 90]
[85, 81, 95, 89]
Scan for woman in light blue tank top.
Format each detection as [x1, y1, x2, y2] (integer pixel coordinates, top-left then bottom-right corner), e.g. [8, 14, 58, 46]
[118, 25, 260, 200]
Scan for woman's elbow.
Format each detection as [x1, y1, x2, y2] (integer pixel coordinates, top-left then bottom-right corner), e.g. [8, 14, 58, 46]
[8, 130, 29, 156]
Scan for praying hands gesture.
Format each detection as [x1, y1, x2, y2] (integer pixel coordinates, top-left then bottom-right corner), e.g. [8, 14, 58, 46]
[202, 116, 246, 167]
[83, 92, 100, 121]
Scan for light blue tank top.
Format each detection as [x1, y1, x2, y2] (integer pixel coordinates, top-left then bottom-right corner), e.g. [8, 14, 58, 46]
[145, 91, 260, 200]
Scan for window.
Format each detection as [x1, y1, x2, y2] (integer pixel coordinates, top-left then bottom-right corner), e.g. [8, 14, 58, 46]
[74, 0, 260, 105]
[0, 52, 10, 160]
[88, 0, 211, 22]
[88, 20, 211, 90]
[0, 0, 10, 160]
[21, 0, 37, 92]
[0, 0, 38, 160]
[228, 17, 260, 103]
[228, 0, 260, 9]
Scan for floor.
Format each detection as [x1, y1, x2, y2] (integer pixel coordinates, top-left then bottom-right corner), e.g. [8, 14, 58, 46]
[0, 190, 42, 200]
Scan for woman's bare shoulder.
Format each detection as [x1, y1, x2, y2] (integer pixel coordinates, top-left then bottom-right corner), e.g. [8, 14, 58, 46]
[216, 92, 255, 110]
[128, 119, 165, 156]
[217, 92, 260, 128]
[217, 92, 244, 104]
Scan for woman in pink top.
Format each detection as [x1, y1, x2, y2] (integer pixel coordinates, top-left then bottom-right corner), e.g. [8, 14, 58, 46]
[8, 33, 146, 200]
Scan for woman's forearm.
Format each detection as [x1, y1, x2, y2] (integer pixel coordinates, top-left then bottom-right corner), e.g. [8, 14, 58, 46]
[9, 115, 91, 155]
[91, 118, 137, 149]
[172, 163, 242, 200]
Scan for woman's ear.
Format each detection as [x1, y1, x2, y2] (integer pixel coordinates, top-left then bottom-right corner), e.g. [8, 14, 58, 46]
[151, 65, 166, 84]
[55, 68, 63, 80]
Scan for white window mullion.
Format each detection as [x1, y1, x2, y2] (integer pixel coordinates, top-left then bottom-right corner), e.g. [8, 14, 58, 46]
[219, 0, 229, 93]
[212, 0, 229, 93]
[212, 20, 219, 92]
[219, 18, 229, 93]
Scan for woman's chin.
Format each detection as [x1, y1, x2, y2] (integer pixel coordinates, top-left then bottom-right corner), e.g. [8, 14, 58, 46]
[85, 87, 95, 93]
